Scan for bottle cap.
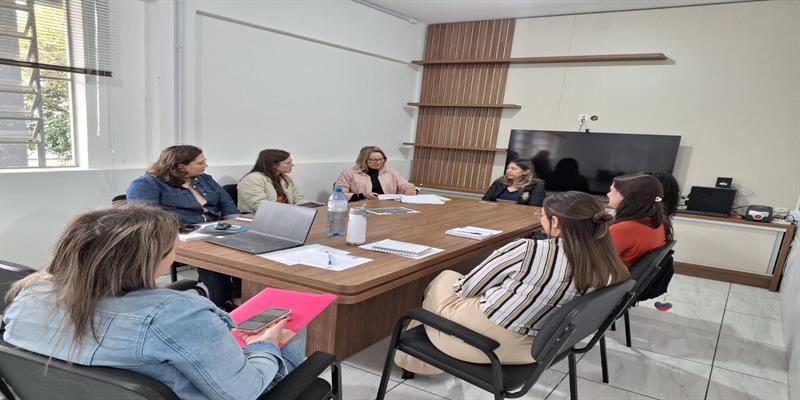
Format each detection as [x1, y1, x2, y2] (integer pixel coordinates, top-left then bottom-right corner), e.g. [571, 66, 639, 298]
[335, 187, 342, 192]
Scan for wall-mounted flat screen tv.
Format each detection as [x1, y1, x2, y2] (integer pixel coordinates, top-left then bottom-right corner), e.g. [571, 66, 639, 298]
[507, 130, 681, 195]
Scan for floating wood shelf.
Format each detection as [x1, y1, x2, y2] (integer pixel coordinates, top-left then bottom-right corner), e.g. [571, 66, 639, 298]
[403, 142, 507, 152]
[407, 102, 521, 109]
[411, 53, 667, 65]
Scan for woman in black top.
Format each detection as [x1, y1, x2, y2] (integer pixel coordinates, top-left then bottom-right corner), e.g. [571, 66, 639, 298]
[482, 160, 546, 206]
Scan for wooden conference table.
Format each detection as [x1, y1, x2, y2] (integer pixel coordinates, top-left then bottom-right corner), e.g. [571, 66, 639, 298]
[177, 198, 541, 359]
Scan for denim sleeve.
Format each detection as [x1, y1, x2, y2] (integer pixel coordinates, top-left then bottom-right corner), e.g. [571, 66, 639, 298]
[207, 176, 239, 218]
[127, 176, 161, 205]
[143, 295, 284, 400]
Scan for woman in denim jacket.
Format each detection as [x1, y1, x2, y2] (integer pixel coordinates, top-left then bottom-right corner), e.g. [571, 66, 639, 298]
[3, 205, 305, 400]
[127, 145, 241, 309]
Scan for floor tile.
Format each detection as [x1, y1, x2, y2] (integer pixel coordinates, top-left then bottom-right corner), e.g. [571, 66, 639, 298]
[713, 334, 788, 383]
[546, 376, 657, 400]
[384, 383, 448, 400]
[603, 315, 717, 365]
[721, 311, 785, 347]
[729, 283, 780, 300]
[667, 274, 730, 307]
[344, 336, 405, 381]
[629, 298, 724, 333]
[725, 292, 782, 320]
[706, 367, 789, 400]
[576, 338, 711, 400]
[320, 363, 399, 400]
[401, 368, 565, 400]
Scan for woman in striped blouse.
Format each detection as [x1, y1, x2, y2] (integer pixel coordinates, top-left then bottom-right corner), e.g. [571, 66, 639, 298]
[395, 191, 629, 373]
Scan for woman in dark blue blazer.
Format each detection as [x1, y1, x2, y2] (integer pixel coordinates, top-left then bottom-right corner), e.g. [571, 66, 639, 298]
[127, 145, 241, 309]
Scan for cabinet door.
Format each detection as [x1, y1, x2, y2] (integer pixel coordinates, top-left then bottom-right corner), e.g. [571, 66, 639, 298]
[673, 217, 782, 274]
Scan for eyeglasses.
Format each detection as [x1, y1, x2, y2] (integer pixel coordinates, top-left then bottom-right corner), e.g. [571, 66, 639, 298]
[367, 158, 385, 163]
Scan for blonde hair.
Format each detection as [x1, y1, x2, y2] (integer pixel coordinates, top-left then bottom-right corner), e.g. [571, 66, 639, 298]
[7, 204, 179, 353]
[354, 145, 387, 173]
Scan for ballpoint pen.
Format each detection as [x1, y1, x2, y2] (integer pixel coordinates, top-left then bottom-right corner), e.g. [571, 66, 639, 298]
[327, 252, 333, 266]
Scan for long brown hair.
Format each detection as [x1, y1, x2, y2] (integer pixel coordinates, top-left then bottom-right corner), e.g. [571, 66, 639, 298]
[247, 149, 291, 199]
[543, 191, 629, 292]
[6, 205, 179, 354]
[147, 145, 203, 187]
[354, 145, 387, 173]
[612, 173, 673, 240]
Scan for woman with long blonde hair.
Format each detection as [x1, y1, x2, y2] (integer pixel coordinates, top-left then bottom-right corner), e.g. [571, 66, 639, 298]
[3, 205, 305, 399]
[334, 145, 417, 201]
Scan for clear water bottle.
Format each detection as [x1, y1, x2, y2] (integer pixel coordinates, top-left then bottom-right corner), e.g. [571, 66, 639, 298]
[326, 187, 348, 236]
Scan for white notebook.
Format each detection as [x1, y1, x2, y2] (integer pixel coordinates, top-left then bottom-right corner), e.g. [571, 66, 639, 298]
[360, 239, 443, 259]
[446, 226, 503, 241]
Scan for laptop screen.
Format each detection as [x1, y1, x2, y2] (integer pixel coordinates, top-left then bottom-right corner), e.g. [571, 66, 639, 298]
[686, 187, 737, 215]
[251, 201, 318, 243]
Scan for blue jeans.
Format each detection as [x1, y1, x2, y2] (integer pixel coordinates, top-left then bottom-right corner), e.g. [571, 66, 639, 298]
[267, 328, 308, 391]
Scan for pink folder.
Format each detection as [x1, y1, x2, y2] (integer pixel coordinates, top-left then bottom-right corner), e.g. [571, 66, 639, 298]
[229, 288, 337, 347]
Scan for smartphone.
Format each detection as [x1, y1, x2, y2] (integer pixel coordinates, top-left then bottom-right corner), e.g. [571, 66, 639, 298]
[179, 224, 201, 234]
[237, 308, 291, 334]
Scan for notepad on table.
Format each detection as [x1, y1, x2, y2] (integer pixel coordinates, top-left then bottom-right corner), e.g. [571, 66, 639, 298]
[446, 226, 503, 240]
[229, 288, 337, 348]
[360, 239, 443, 259]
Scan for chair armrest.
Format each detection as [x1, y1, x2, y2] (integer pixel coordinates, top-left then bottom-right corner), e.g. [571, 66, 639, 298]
[165, 279, 201, 292]
[258, 351, 337, 400]
[407, 308, 500, 353]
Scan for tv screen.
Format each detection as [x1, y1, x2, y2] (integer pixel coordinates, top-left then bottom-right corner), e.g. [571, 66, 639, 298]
[507, 130, 681, 195]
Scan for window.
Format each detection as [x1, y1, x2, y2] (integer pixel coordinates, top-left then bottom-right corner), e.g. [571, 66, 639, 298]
[0, 0, 113, 168]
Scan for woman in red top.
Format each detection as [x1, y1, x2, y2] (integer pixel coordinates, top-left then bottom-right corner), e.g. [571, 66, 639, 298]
[607, 174, 672, 267]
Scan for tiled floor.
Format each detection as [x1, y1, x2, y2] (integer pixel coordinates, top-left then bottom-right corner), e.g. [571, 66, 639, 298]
[166, 270, 790, 400]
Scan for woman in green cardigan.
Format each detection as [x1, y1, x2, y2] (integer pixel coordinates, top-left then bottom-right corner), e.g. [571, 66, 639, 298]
[237, 149, 305, 213]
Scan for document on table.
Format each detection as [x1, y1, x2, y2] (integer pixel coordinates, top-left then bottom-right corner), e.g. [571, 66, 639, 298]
[377, 194, 451, 204]
[259, 244, 371, 271]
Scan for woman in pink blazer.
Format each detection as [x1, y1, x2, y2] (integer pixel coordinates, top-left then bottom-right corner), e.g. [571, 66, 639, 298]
[335, 146, 417, 201]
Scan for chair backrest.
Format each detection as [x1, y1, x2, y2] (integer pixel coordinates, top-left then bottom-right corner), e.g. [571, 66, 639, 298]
[223, 184, 238, 206]
[531, 279, 636, 364]
[628, 241, 676, 298]
[0, 260, 35, 313]
[0, 340, 179, 400]
[112, 194, 127, 203]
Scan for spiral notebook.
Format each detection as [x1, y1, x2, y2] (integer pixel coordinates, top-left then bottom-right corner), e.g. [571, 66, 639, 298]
[360, 239, 443, 259]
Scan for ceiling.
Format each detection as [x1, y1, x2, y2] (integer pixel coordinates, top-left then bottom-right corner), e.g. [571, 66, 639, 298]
[362, 0, 754, 24]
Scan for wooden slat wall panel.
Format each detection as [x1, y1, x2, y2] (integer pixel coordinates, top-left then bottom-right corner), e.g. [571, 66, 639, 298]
[411, 19, 514, 193]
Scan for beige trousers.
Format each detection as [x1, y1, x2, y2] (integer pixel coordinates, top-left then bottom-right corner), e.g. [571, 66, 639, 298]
[394, 270, 535, 374]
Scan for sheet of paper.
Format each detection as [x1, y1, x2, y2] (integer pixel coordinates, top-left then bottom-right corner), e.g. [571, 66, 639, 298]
[259, 244, 349, 265]
[296, 252, 372, 271]
[377, 194, 402, 200]
[400, 194, 446, 205]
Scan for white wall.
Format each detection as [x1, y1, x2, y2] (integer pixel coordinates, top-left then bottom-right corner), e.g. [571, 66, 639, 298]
[495, 0, 800, 209]
[0, 0, 425, 268]
[782, 230, 800, 399]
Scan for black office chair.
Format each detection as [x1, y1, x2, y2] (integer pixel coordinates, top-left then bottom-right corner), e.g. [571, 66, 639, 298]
[376, 279, 635, 400]
[0, 260, 36, 314]
[610, 241, 677, 347]
[0, 339, 341, 400]
[223, 184, 238, 206]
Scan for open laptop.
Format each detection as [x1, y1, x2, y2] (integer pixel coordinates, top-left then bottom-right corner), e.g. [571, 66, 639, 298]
[204, 201, 317, 254]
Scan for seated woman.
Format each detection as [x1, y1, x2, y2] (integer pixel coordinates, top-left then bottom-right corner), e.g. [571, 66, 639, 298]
[395, 191, 629, 373]
[126, 145, 241, 309]
[335, 145, 417, 202]
[606, 173, 672, 267]
[3, 205, 305, 400]
[238, 149, 304, 213]
[482, 160, 546, 206]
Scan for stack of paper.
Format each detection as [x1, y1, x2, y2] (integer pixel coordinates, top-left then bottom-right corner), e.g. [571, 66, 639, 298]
[446, 226, 503, 240]
[377, 194, 450, 204]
